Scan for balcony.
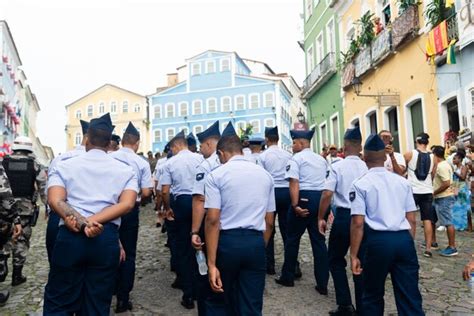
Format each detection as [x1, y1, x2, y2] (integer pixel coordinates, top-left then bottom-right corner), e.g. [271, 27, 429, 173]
[446, 13, 459, 43]
[302, 52, 336, 99]
[391, 4, 419, 49]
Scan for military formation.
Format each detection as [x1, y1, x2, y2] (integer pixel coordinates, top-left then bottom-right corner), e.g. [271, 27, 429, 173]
[0, 111, 443, 315]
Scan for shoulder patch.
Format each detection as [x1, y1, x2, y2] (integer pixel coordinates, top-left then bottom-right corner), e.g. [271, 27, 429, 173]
[286, 165, 290, 171]
[196, 173, 205, 181]
[326, 170, 330, 178]
[349, 192, 356, 202]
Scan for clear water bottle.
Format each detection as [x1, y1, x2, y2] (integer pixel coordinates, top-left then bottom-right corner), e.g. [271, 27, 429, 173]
[469, 272, 474, 297]
[196, 250, 208, 275]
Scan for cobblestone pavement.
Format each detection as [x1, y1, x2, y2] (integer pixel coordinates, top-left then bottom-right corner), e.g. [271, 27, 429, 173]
[0, 206, 473, 315]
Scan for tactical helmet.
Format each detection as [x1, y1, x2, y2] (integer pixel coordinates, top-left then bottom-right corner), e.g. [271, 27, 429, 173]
[12, 136, 34, 152]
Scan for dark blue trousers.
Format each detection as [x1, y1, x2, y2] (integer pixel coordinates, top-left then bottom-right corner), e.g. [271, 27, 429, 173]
[46, 211, 60, 264]
[44, 224, 120, 316]
[281, 190, 329, 288]
[174, 194, 196, 300]
[266, 187, 291, 269]
[116, 203, 140, 303]
[362, 229, 424, 316]
[217, 229, 266, 316]
[328, 208, 364, 310]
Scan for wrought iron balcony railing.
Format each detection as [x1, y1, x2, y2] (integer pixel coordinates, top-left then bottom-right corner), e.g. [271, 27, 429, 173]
[302, 52, 336, 97]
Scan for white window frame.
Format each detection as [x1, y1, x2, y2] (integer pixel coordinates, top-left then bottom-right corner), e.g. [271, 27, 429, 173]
[165, 103, 175, 118]
[75, 133, 82, 146]
[122, 100, 129, 113]
[166, 128, 175, 141]
[193, 125, 204, 134]
[75, 110, 81, 119]
[220, 58, 230, 72]
[305, 0, 314, 21]
[249, 93, 260, 109]
[316, 32, 324, 64]
[179, 102, 188, 117]
[154, 104, 162, 119]
[306, 44, 314, 74]
[206, 60, 216, 73]
[206, 98, 217, 113]
[326, 18, 336, 54]
[191, 62, 201, 76]
[181, 126, 189, 135]
[87, 104, 94, 117]
[329, 113, 340, 147]
[250, 119, 261, 134]
[263, 92, 275, 107]
[154, 129, 161, 142]
[134, 103, 141, 113]
[221, 96, 232, 112]
[234, 95, 246, 111]
[236, 120, 246, 133]
[264, 118, 275, 127]
[319, 121, 328, 150]
[98, 102, 105, 114]
[365, 107, 378, 136]
[110, 101, 117, 113]
[192, 100, 203, 115]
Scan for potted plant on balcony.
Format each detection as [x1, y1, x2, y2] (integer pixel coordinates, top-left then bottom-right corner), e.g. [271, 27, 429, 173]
[425, 0, 454, 28]
[398, 0, 420, 14]
[358, 11, 376, 47]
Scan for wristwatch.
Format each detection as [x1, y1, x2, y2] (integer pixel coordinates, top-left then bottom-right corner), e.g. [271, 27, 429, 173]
[190, 231, 200, 237]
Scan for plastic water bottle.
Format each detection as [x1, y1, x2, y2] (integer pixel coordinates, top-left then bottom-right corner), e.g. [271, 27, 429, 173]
[469, 272, 474, 298]
[196, 250, 208, 275]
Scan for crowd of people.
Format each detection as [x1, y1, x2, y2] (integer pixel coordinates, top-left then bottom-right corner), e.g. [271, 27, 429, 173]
[0, 111, 473, 315]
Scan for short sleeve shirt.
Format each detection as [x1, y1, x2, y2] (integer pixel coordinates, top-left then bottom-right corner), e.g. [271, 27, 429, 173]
[285, 148, 328, 191]
[433, 160, 454, 199]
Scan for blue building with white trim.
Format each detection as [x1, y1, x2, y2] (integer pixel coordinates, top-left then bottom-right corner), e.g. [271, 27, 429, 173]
[149, 50, 294, 152]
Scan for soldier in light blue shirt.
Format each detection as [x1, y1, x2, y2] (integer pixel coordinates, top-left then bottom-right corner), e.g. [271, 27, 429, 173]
[187, 133, 198, 153]
[318, 127, 367, 315]
[350, 134, 423, 316]
[258, 126, 297, 276]
[276, 128, 329, 296]
[44, 113, 138, 315]
[110, 122, 153, 313]
[46, 119, 88, 263]
[161, 130, 204, 310]
[247, 136, 265, 165]
[204, 128, 275, 316]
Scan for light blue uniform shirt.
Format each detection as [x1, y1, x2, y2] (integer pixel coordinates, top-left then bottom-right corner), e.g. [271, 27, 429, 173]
[48, 149, 138, 226]
[350, 167, 417, 231]
[153, 157, 167, 189]
[259, 145, 292, 188]
[192, 152, 221, 196]
[285, 148, 328, 191]
[161, 149, 204, 196]
[324, 156, 368, 209]
[246, 152, 261, 165]
[110, 147, 153, 201]
[205, 155, 276, 231]
[48, 145, 85, 175]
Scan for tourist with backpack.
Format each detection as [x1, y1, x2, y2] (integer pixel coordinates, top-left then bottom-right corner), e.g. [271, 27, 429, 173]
[404, 133, 436, 258]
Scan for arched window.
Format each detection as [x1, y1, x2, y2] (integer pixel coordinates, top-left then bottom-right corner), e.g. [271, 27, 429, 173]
[193, 125, 203, 134]
[99, 102, 105, 113]
[123, 101, 129, 113]
[264, 92, 274, 107]
[179, 102, 188, 116]
[207, 98, 217, 113]
[75, 110, 81, 119]
[221, 97, 231, 112]
[134, 103, 141, 113]
[87, 105, 93, 117]
[75, 133, 82, 145]
[166, 128, 175, 141]
[154, 105, 161, 119]
[154, 129, 161, 142]
[193, 100, 203, 115]
[110, 101, 117, 113]
[250, 120, 261, 133]
[166, 103, 175, 118]
[264, 118, 275, 127]
[249, 94, 260, 109]
[235, 95, 245, 111]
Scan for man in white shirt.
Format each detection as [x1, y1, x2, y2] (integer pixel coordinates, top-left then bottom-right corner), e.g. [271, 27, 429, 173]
[379, 130, 406, 176]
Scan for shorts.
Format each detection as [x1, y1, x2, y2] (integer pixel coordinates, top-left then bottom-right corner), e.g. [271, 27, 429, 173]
[413, 193, 434, 222]
[434, 195, 456, 226]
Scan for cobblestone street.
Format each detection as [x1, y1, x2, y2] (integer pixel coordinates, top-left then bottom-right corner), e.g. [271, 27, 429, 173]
[0, 206, 473, 315]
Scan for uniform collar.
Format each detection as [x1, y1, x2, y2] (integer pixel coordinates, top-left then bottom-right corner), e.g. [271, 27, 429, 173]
[119, 147, 135, 154]
[368, 167, 386, 173]
[345, 155, 361, 161]
[228, 155, 246, 162]
[86, 148, 108, 157]
[301, 148, 312, 153]
[268, 144, 279, 149]
[176, 149, 191, 156]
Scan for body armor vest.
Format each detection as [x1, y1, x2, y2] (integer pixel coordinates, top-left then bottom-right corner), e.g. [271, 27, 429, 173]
[2, 156, 36, 199]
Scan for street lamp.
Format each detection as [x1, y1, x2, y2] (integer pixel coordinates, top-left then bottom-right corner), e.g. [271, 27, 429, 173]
[351, 76, 400, 103]
[351, 76, 363, 96]
[297, 109, 305, 123]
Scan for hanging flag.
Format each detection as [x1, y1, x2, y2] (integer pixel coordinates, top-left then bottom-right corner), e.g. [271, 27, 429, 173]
[445, 0, 455, 8]
[428, 21, 449, 55]
[425, 39, 436, 65]
[447, 39, 457, 64]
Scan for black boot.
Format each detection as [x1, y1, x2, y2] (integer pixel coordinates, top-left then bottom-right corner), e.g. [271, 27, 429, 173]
[12, 265, 27, 286]
[115, 300, 133, 313]
[0, 290, 9, 306]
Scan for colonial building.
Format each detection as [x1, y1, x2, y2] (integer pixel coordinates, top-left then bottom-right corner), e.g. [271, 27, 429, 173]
[149, 50, 296, 153]
[65, 84, 150, 153]
[302, 0, 344, 151]
[333, 0, 442, 152]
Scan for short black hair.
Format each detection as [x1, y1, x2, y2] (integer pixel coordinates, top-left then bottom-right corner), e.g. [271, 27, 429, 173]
[217, 136, 243, 154]
[88, 127, 111, 148]
[416, 132, 430, 145]
[171, 137, 187, 147]
[122, 133, 140, 145]
[455, 150, 466, 160]
[432, 145, 445, 158]
[267, 135, 279, 143]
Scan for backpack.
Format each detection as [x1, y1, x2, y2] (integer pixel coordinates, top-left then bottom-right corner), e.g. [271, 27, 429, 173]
[414, 150, 431, 181]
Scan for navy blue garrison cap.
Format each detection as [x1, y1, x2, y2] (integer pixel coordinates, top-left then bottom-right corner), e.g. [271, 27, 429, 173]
[111, 134, 121, 143]
[164, 142, 171, 153]
[249, 136, 265, 146]
[290, 128, 315, 141]
[344, 126, 362, 140]
[80, 120, 89, 135]
[364, 134, 385, 151]
[265, 126, 278, 138]
[197, 121, 220, 142]
[222, 121, 237, 138]
[124, 122, 140, 138]
[170, 130, 186, 143]
[186, 133, 197, 146]
[89, 113, 114, 134]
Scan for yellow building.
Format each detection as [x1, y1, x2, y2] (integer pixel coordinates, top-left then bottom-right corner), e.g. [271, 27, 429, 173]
[332, 0, 442, 152]
[65, 84, 150, 153]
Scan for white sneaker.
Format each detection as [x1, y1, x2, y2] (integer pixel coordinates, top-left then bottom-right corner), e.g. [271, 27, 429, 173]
[437, 226, 446, 232]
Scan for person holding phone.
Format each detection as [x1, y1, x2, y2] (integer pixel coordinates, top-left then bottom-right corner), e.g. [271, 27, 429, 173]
[379, 130, 405, 176]
[275, 128, 330, 296]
